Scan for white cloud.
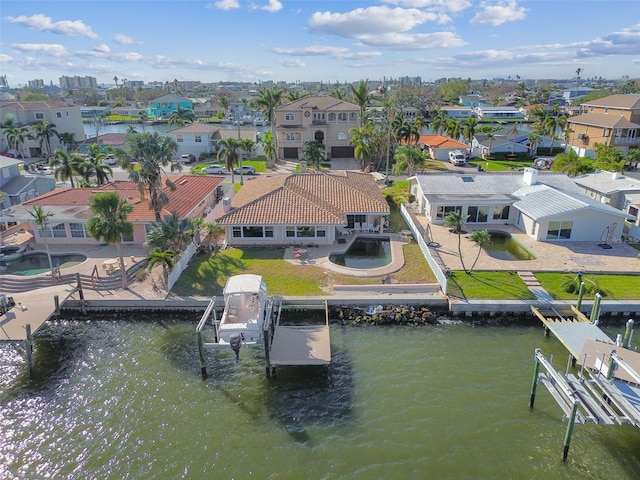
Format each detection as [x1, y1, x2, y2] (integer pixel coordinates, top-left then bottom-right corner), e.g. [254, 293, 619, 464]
[260, 0, 283, 13]
[94, 44, 111, 53]
[470, 1, 527, 26]
[212, 0, 240, 10]
[309, 6, 440, 37]
[113, 34, 141, 45]
[577, 23, 640, 57]
[0, 54, 13, 62]
[382, 0, 472, 14]
[276, 58, 305, 68]
[5, 14, 98, 39]
[11, 43, 69, 57]
[358, 31, 466, 50]
[273, 46, 350, 57]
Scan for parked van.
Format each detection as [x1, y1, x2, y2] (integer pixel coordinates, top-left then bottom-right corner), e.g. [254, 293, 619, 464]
[448, 150, 466, 166]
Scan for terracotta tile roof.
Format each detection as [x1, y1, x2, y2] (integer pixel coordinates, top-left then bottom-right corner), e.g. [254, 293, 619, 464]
[567, 113, 639, 129]
[23, 175, 223, 222]
[217, 172, 389, 226]
[582, 94, 640, 109]
[416, 134, 467, 149]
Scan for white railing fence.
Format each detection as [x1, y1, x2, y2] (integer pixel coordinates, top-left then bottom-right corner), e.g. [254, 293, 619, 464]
[400, 204, 448, 293]
[167, 241, 197, 290]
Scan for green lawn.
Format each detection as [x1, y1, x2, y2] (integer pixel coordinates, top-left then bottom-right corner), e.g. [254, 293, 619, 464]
[190, 156, 268, 175]
[445, 271, 536, 300]
[467, 158, 532, 171]
[535, 273, 640, 300]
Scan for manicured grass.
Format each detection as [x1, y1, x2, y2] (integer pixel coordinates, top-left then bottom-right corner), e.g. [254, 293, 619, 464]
[171, 242, 436, 297]
[445, 271, 536, 300]
[535, 273, 640, 300]
[467, 158, 532, 172]
[190, 156, 268, 175]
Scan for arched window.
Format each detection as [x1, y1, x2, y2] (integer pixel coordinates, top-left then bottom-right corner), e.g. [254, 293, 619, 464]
[328, 113, 336, 121]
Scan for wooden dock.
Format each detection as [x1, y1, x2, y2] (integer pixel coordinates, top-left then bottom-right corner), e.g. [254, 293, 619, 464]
[0, 284, 78, 341]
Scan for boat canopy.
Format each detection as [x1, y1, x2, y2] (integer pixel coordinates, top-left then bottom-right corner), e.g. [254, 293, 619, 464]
[223, 274, 265, 295]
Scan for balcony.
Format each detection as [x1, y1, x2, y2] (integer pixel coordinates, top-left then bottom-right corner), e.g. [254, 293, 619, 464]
[612, 136, 640, 146]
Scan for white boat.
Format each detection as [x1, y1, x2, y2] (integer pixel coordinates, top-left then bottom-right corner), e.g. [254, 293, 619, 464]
[252, 117, 268, 126]
[217, 274, 268, 347]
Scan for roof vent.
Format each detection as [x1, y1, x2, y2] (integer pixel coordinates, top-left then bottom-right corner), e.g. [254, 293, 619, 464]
[523, 167, 538, 186]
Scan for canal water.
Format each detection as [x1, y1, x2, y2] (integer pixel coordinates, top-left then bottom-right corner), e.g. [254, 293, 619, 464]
[1, 315, 639, 479]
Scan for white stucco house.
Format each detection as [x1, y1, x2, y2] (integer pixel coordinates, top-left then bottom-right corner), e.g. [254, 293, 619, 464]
[409, 168, 633, 243]
[167, 123, 262, 159]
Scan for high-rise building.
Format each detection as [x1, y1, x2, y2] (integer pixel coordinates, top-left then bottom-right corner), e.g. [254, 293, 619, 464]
[28, 79, 45, 88]
[59, 75, 98, 90]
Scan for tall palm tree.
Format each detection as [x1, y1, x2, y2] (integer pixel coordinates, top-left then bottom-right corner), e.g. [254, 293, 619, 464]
[429, 110, 448, 136]
[393, 145, 424, 176]
[49, 148, 84, 188]
[350, 124, 373, 168]
[33, 121, 59, 157]
[485, 131, 496, 158]
[59, 132, 77, 152]
[444, 118, 461, 140]
[527, 129, 542, 156]
[508, 122, 521, 154]
[118, 132, 181, 222]
[29, 205, 56, 284]
[254, 87, 283, 167]
[217, 137, 241, 184]
[468, 230, 491, 273]
[348, 79, 370, 126]
[138, 110, 149, 132]
[86, 191, 134, 289]
[3, 125, 30, 158]
[147, 249, 176, 289]
[444, 210, 469, 274]
[544, 114, 567, 155]
[218, 95, 229, 116]
[145, 211, 192, 252]
[167, 107, 195, 127]
[79, 154, 113, 185]
[462, 117, 478, 146]
[413, 116, 426, 141]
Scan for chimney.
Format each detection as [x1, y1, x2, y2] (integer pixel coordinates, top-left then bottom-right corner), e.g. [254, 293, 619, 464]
[523, 167, 538, 186]
[612, 171, 622, 180]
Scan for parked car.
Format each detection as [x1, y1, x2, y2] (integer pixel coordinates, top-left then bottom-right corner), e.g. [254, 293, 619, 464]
[233, 165, 256, 175]
[203, 164, 226, 174]
[180, 153, 196, 164]
[103, 154, 117, 165]
[448, 150, 466, 166]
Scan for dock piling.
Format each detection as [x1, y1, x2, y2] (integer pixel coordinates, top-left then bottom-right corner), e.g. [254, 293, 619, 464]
[197, 331, 207, 378]
[623, 319, 634, 349]
[529, 349, 541, 409]
[576, 282, 585, 310]
[25, 323, 34, 377]
[76, 273, 86, 315]
[562, 400, 579, 462]
[589, 293, 602, 324]
[54, 295, 60, 316]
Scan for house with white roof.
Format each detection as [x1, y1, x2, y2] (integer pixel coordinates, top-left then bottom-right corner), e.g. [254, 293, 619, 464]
[166, 124, 262, 159]
[409, 168, 632, 242]
[473, 106, 524, 120]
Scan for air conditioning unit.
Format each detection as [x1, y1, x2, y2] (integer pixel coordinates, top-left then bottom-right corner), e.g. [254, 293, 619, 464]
[577, 133, 587, 140]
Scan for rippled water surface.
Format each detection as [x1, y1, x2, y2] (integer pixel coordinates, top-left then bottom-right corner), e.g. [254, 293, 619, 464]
[1, 314, 639, 479]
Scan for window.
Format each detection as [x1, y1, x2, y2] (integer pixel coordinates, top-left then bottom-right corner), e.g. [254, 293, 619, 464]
[337, 132, 347, 140]
[346, 215, 366, 229]
[493, 206, 510, 220]
[436, 206, 462, 221]
[338, 113, 347, 121]
[296, 226, 314, 237]
[285, 225, 322, 238]
[232, 226, 242, 238]
[546, 221, 573, 240]
[350, 112, 357, 121]
[121, 231, 134, 242]
[604, 108, 609, 114]
[328, 113, 336, 121]
[264, 226, 274, 238]
[285, 113, 295, 121]
[35, 112, 45, 120]
[285, 226, 295, 237]
[70, 223, 88, 238]
[467, 206, 488, 223]
[52, 223, 66, 238]
[195, 135, 202, 143]
[603, 128, 610, 137]
[313, 112, 325, 121]
[242, 226, 265, 238]
[144, 223, 155, 235]
[56, 112, 62, 118]
[177, 135, 183, 143]
[285, 132, 297, 141]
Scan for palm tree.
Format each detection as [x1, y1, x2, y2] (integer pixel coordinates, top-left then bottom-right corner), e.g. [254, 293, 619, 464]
[118, 132, 181, 222]
[348, 79, 370, 126]
[33, 121, 59, 157]
[218, 95, 229, 116]
[147, 249, 176, 288]
[286, 90, 304, 102]
[444, 118, 461, 140]
[260, 130, 276, 169]
[29, 205, 56, 284]
[485, 131, 496, 158]
[167, 107, 195, 127]
[3, 125, 30, 158]
[79, 154, 113, 185]
[551, 150, 593, 177]
[145, 211, 192, 252]
[254, 87, 283, 167]
[444, 210, 469, 273]
[86, 191, 134, 289]
[59, 132, 77, 152]
[429, 110, 448, 136]
[468, 230, 490, 272]
[393, 145, 424, 176]
[413, 116, 426, 140]
[127, 125, 138, 134]
[303, 140, 325, 168]
[508, 122, 521, 154]
[216, 137, 241, 184]
[461, 117, 478, 145]
[544, 114, 567, 155]
[49, 148, 84, 187]
[350, 124, 373, 168]
[138, 110, 149, 132]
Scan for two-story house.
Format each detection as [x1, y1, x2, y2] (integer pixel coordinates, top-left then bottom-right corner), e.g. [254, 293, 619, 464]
[0, 101, 86, 158]
[274, 96, 360, 160]
[0, 155, 56, 207]
[148, 94, 193, 119]
[566, 94, 640, 158]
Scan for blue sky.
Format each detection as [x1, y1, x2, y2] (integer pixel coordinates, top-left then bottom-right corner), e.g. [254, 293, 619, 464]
[1, 0, 639, 87]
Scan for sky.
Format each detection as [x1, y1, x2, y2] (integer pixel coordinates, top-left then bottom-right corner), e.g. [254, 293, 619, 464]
[1, 0, 639, 88]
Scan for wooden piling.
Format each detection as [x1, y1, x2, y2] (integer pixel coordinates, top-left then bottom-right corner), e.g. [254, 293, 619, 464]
[562, 400, 579, 462]
[54, 295, 60, 316]
[76, 273, 86, 315]
[589, 293, 602, 324]
[576, 282, 585, 310]
[529, 350, 541, 409]
[25, 323, 34, 377]
[623, 319, 634, 348]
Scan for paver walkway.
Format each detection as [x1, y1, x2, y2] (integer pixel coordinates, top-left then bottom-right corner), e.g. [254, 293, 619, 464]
[518, 271, 554, 302]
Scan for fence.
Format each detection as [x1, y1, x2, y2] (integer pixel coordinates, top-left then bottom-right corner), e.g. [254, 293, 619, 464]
[167, 241, 197, 290]
[400, 204, 448, 293]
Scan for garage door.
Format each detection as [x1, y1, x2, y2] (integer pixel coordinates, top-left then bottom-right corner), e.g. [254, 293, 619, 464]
[283, 147, 298, 159]
[331, 146, 354, 158]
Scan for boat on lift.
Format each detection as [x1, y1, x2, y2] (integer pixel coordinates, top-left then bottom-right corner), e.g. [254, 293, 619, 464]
[217, 274, 268, 348]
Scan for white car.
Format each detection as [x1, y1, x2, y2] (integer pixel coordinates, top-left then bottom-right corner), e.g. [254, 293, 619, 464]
[203, 164, 226, 174]
[103, 154, 117, 165]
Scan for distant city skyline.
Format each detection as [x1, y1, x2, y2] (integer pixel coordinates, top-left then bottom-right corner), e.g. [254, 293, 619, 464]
[1, 1, 639, 88]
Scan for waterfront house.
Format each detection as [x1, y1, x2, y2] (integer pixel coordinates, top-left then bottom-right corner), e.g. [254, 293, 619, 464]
[409, 167, 632, 242]
[414, 135, 469, 162]
[148, 94, 193, 119]
[0, 101, 86, 158]
[2, 175, 225, 246]
[166, 124, 262, 159]
[215, 172, 390, 246]
[274, 95, 360, 161]
[472, 106, 524, 121]
[565, 94, 640, 158]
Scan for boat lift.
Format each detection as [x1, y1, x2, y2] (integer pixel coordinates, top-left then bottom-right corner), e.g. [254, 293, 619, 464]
[196, 296, 331, 378]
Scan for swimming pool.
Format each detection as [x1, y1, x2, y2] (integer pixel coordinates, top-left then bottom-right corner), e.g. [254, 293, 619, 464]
[482, 230, 536, 261]
[329, 236, 392, 269]
[0, 252, 88, 276]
